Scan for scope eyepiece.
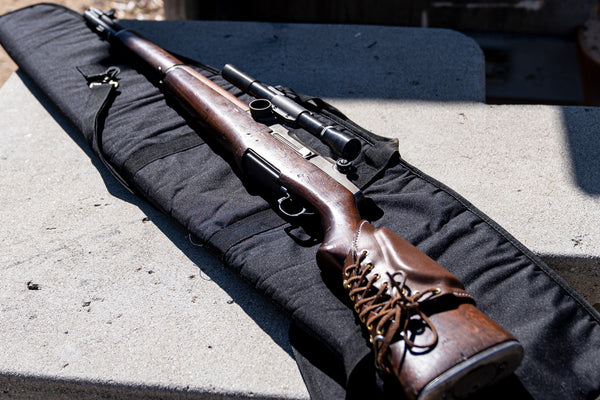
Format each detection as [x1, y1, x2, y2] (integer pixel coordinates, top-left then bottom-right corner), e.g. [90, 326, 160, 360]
[320, 127, 361, 161]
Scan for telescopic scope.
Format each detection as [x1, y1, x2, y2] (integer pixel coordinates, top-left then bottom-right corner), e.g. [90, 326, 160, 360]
[222, 64, 361, 161]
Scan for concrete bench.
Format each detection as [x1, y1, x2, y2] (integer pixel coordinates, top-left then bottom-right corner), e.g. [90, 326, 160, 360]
[0, 71, 307, 399]
[0, 19, 597, 399]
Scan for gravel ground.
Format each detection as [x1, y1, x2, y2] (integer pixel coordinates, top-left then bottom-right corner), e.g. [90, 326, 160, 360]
[0, 0, 164, 86]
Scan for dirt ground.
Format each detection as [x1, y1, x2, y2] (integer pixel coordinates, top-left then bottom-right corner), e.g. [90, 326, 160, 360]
[0, 0, 164, 87]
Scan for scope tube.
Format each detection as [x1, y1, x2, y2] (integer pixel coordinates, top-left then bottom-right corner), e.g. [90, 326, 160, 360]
[222, 64, 361, 160]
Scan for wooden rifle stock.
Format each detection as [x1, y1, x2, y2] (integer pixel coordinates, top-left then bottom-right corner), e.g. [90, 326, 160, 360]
[86, 11, 523, 399]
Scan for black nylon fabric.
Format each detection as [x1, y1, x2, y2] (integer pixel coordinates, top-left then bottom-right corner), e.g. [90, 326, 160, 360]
[1, 4, 600, 400]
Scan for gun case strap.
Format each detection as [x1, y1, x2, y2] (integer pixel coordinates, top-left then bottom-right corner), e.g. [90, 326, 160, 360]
[77, 64, 133, 192]
[77, 63, 207, 194]
[206, 208, 287, 255]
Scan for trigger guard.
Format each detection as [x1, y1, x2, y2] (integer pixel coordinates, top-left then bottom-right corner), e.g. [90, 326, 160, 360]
[277, 194, 308, 218]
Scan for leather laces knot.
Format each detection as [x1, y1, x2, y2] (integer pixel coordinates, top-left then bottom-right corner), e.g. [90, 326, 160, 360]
[343, 250, 440, 373]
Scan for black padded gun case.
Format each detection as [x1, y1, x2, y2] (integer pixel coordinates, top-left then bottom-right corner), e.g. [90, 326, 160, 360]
[1, 4, 599, 399]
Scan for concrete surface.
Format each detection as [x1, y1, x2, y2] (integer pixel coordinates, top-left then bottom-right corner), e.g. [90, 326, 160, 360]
[469, 33, 585, 104]
[122, 20, 486, 102]
[0, 73, 308, 399]
[332, 99, 600, 308]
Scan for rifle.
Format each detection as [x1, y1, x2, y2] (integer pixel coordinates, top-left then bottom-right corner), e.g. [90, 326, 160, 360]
[83, 8, 523, 399]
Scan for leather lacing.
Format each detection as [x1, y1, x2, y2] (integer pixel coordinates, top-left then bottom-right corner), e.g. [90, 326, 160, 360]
[343, 250, 440, 373]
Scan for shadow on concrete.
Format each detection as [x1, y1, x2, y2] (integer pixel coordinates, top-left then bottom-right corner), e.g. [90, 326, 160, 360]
[561, 106, 600, 195]
[122, 20, 486, 102]
[0, 372, 289, 400]
[17, 70, 295, 359]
